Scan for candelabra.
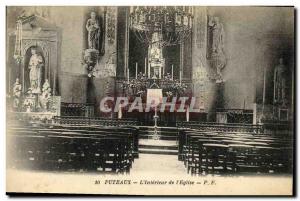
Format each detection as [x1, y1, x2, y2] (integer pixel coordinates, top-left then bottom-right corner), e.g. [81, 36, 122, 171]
[129, 6, 193, 47]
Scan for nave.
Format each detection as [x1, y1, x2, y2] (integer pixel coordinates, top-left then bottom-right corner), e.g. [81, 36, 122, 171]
[7, 119, 293, 176]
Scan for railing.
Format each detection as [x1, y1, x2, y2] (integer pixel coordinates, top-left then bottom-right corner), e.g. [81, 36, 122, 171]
[60, 102, 95, 117]
[53, 116, 140, 127]
[216, 108, 253, 124]
[177, 121, 263, 133]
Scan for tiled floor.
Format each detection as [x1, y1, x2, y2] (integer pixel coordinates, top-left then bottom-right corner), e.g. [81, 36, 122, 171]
[131, 153, 187, 175]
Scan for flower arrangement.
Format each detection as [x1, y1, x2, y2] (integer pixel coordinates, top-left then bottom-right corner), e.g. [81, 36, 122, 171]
[23, 98, 35, 112]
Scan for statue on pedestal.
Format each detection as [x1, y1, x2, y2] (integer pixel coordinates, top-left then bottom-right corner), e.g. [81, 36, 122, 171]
[12, 78, 22, 110]
[274, 58, 288, 106]
[40, 79, 52, 110]
[86, 11, 101, 50]
[28, 47, 44, 94]
[207, 16, 227, 83]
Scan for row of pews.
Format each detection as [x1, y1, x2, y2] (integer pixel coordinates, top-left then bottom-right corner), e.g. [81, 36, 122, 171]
[7, 124, 139, 174]
[178, 129, 293, 176]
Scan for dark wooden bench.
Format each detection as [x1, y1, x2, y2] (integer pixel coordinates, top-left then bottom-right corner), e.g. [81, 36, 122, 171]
[7, 125, 139, 174]
[178, 129, 293, 176]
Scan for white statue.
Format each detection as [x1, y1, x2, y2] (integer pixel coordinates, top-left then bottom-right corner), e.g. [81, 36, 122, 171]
[28, 47, 43, 93]
[40, 79, 51, 110]
[12, 78, 22, 109]
[86, 11, 101, 50]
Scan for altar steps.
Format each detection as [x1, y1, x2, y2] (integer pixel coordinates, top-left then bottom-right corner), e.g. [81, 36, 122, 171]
[138, 147, 178, 155]
[138, 128, 179, 155]
[139, 140, 178, 155]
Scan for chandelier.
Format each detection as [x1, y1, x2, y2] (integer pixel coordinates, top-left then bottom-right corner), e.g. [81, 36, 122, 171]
[129, 6, 193, 47]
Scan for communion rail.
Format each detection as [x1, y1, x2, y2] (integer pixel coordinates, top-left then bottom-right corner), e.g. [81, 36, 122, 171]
[53, 116, 141, 127]
[177, 121, 263, 133]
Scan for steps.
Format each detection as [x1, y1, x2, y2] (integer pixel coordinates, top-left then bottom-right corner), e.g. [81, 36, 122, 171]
[138, 127, 179, 155]
[139, 147, 178, 155]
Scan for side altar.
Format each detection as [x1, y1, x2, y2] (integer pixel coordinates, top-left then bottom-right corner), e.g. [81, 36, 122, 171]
[7, 13, 61, 123]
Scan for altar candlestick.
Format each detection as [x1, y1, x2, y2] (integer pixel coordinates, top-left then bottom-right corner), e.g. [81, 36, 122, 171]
[135, 62, 138, 79]
[171, 65, 174, 80]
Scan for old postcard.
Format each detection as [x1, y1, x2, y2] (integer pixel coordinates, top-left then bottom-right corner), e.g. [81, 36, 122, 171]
[6, 6, 294, 196]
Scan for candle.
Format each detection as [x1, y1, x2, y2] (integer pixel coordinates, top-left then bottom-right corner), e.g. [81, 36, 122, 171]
[171, 65, 174, 80]
[135, 62, 138, 79]
[118, 104, 122, 119]
[148, 59, 151, 78]
[186, 106, 190, 122]
[180, 70, 182, 84]
[144, 57, 147, 75]
[127, 68, 129, 83]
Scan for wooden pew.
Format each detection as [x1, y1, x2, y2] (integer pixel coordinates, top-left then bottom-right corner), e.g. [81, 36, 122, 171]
[7, 125, 139, 174]
[178, 128, 293, 176]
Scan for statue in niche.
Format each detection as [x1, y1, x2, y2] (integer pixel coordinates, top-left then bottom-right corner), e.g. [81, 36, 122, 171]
[274, 58, 288, 106]
[86, 11, 101, 51]
[12, 78, 22, 110]
[40, 79, 52, 110]
[207, 16, 226, 82]
[28, 47, 44, 94]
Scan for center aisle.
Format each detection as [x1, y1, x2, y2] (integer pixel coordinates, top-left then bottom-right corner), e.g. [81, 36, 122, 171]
[131, 153, 187, 175]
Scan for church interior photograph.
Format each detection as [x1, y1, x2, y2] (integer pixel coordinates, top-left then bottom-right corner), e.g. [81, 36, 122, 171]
[5, 6, 294, 195]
